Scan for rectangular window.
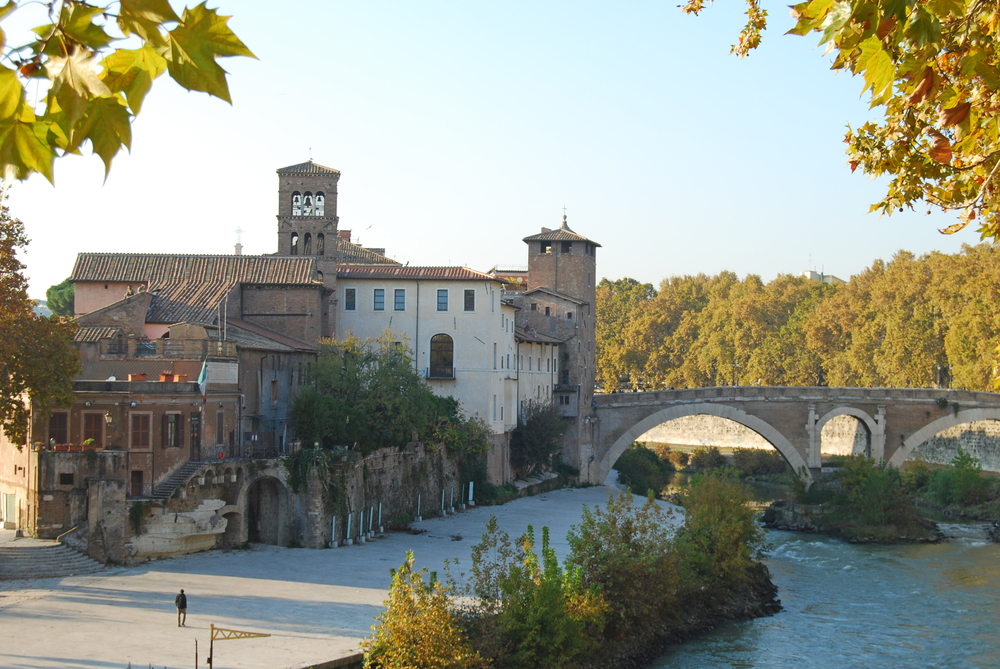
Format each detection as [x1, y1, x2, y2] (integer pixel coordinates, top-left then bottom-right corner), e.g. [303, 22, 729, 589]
[547, 358, 550, 372]
[493, 343, 497, 370]
[59, 472, 74, 485]
[561, 369, 569, 385]
[391, 341, 404, 363]
[394, 289, 405, 311]
[48, 412, 68, 445]
[464, 289, 475, 312]
[345, 288, 356, 311]
[531, 303, 537, 311]
[437, 289, 448, 311]
[567, 312, 573, 320]
[373, 288, 385, 311]
[562, 241, 571, 253]
[541, 242, 552, 254]
[83, 414, 103, 445]
[493, 394, 497, 421]
[216, 411, 225, 445]
[190, 413, 201, 451]
[501, 405, 504, 421]
[131, 414, 150, 449]
[545, 306, 550, 316]
[271, 378, 278, 407]
[163, 413, 182, 448]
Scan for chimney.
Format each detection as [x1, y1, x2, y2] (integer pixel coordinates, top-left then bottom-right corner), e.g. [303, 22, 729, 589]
[540, 227, 551, 233]
[338, 229, 351, 242]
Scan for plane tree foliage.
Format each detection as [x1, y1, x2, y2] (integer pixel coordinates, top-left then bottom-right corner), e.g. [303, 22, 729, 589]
[0, 205, 78, 446]
[0, 0, 254, 183]
[597, 243, 1000, 391]
[685, 0, 1000, 240]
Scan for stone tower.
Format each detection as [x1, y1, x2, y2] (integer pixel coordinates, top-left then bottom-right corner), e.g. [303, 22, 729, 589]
[521, 215, 601, 477]
[276, 160, 340, 288]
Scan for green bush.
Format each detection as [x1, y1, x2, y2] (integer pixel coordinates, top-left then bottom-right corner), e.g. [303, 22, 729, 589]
[613, 442, 674, 496]
[901, 457, 931, 492]
[649, 442, 690, 468]
[732, 448, 788, 476]
[510, 401, 567, 478]
[928, 447, 990, 506]
[688, 446, 725, 471]
[675, 473, 766, 594]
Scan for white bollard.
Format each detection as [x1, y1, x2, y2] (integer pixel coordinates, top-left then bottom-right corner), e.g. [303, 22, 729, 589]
[415, 494, 422, 522]
[469, 481, 475, 506]
[331, 515, 338, 548]
[441, 488, 446, 516]
[449, 486, 455, 514]
[345, 513, 354, 546]
[378, 502, 383, 534]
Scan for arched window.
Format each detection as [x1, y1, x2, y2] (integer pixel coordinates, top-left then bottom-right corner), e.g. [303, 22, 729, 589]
[303, 232, 312, 254]
[302, 191, 314, 216]
[429, 334, 454, 379]
[315, 191, 325, 216]
[291, 192, 302, 216]
[290, 232, 299, 255]
[316, 233, 325, 255]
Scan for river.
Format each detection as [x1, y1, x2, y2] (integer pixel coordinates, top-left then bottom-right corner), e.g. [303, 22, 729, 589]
[649, 520, 1000, 668]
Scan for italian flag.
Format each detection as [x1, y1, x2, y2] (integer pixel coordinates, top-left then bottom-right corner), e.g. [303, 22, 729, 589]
[198, 361, 208, 404]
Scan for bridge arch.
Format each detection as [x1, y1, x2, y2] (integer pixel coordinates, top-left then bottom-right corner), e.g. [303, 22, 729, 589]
[599, 402, 812, 484]
[816, 407, 878, 459]
[888, 408, 1000, 468]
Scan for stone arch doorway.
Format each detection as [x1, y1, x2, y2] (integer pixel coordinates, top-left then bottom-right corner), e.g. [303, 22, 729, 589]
[247, 477, 288, 545]
[598, 402, 812, 485]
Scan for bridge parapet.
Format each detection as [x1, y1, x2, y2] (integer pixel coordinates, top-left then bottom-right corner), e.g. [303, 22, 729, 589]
[587, 386, 1000, 486]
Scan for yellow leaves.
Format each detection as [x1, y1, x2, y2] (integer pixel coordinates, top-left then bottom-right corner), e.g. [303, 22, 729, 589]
[118, 0, 180, 46]
[166, 2, 256, 103]
[0, 64, 24, 119]
[101, 46, 167, 115]
[858, 36, 896, 107]
[74, 96, 132, 179]
[47, 50, 111, 125]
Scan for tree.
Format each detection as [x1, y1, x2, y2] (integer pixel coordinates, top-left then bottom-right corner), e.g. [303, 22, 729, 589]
[0, 1, 253, 183]
[509, 400, 566, 478]
[595, 277, 655, 391]
[685, 0, 1000, 240]
[0, 205, 79, 445]
[45, 276, 74, 317]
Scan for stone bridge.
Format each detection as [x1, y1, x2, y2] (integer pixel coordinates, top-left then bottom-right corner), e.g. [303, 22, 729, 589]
[590, 386, 1000, 484]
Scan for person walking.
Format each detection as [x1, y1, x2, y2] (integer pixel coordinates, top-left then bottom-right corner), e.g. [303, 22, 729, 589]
[175, 589, 187, 627]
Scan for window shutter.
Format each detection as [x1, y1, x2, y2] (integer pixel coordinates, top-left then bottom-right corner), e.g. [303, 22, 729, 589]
[177, 415, 184, 448]
[161, 414, 168, 448]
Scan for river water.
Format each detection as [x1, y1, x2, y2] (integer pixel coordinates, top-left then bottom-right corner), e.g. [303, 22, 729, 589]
[649, 523, 1000, 668]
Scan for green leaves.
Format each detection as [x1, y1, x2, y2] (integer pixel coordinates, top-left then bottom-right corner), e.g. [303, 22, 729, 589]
[0, 1, 252, 183]
[166, 3, 255, 103]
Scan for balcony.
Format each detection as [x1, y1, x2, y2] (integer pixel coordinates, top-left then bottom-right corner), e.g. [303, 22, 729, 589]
[427, 366, 455, 380]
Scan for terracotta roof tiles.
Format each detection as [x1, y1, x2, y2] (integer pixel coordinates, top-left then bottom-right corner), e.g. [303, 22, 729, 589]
[276, 160, 340, 176]
[336, 265, 501, 281]
[522, 216, 601, 246]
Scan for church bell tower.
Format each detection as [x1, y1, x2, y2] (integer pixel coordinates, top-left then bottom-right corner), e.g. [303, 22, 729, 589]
[276, 160, 340, 288]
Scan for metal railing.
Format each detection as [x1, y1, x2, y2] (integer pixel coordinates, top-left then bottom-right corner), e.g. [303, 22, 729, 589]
[427, 366, 455, 380]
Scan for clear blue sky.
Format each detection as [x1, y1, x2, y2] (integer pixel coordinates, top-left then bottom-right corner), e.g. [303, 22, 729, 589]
[11, 0, 974, 299]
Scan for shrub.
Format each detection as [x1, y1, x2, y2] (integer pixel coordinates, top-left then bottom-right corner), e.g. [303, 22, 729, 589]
[901, 457, 931, 492]
[674, 473, 765, 594]
[837, 456, 908, 527]
[649, 442, 690, 468]
[732, 448, 788, 476]
[952, 446, 988, 505]
[613, 442, 674, 496]
[688, 446, 725, 471]
[566, 491, 679, 638]
[667, 449, 690, 467]
[364, 551, 484, 669]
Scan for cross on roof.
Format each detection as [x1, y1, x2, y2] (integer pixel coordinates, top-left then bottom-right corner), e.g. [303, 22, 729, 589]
[234, 227, 244, 244]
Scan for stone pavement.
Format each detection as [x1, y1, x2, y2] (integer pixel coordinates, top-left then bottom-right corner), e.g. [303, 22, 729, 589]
[0, 486, 674, 669]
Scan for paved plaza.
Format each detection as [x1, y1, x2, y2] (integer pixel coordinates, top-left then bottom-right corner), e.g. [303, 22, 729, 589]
[0, 486, 670, 669]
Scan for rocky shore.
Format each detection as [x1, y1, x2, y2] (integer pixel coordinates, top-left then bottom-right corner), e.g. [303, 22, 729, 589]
[762, 499, 944, 544]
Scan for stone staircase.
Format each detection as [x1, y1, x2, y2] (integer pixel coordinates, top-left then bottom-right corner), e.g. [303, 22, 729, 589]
[148, 461, 204, 500]
[0, 540, 104, 580]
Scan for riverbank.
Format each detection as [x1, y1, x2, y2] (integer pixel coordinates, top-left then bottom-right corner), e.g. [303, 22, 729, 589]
[762, 499, 944, 544]
[1, 485, 778, 669]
